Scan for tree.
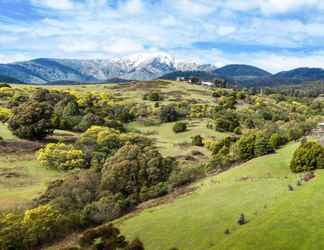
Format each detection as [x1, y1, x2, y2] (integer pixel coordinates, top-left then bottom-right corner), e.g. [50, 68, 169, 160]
[160, 105, 179, 123]
[37, 143, 86, 171]
[8, 100, 54, 139]
[101, 144, 175, 204]
[290, 141, 324, 173]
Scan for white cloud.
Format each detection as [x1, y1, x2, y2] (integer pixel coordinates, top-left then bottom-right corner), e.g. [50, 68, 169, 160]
[31, 0, 75, 10]
[124, 0, 143, 14]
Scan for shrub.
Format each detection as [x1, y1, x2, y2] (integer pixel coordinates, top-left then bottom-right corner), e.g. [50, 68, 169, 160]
[213, 111, 239, 132]
[269, 133, 286, 149]
[144, 91, 162, 101]
[79, 224, 128, 249]
[168, 166, 205, 188]
[81, 195, 122, 226]
[290, 141, 324, 173]
[0, 107, 11, 123]
[173, 122, 187, 133]
[254, 135, 274, 157]
[192, 135, 204, 146]
[160, 105, 179, 122]
[37, 143, 86, 171]
[8, 100, 54, 139]
[76, 113, 105, 132]
[236, 134, 256, 160]
[237, 213, 247, 225]
[22, 204, 63, 247]
[127, 238, 145, 250]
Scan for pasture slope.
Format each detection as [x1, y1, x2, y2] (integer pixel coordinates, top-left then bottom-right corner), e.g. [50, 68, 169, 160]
[118, 142, 324, 250]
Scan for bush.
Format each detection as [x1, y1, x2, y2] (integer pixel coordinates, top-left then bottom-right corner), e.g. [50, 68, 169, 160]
[22, 204, 63, 247]
[173, 122, 187, 133]
[37, 143, 86, 171]
[81, 195, 122, 226]
[254, 135, 274, 157]
[0, 107, 11, 123]
[192, 135, 204, 146]
[79, 224, 128, 249]
[236, 134, 256, 160]
[290, 141, 324, 173]
[168, 166, 205, 188]
[269, 133, 287, 149]
[8, 100, 54, 139]
[144, 91, 162, 101]
[160, 105, 179, 123]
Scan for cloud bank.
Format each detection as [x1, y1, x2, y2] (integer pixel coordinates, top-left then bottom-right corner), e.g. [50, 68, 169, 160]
[1, 0, 324, 72]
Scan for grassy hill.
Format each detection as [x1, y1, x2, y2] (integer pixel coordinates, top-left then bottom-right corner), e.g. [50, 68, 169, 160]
[117, 142, 324, 250]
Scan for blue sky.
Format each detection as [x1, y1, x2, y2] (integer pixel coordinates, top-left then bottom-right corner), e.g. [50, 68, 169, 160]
[2, 0, 324, 72]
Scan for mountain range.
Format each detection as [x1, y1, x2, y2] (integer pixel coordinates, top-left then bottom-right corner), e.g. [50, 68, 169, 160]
[1, 53, 324, 86]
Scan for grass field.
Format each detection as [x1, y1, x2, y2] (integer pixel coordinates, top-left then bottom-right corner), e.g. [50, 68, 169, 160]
[128, 119, 229, 157]
[0, 123, 64, 210]
[116, 142, 324, 250]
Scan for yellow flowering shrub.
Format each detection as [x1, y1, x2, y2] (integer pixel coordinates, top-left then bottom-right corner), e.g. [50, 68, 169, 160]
[37, 143, 86, 170]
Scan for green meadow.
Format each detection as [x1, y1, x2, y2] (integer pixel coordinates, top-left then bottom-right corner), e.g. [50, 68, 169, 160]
[117, 142, 324, 250]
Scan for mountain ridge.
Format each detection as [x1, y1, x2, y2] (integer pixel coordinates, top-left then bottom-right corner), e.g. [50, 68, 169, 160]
[1, 55, 324, 86]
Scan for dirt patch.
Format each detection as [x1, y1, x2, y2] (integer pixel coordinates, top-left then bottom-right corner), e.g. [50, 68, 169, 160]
[0, 171, 25, 178]
[0, 140, 42, 153]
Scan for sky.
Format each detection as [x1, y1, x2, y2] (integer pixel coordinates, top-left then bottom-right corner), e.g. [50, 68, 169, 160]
[2, 0, 324, 72]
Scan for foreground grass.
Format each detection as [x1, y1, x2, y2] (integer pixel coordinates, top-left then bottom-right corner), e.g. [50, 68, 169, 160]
[0, 123, 64, 210]
[118, 142, 323, 250]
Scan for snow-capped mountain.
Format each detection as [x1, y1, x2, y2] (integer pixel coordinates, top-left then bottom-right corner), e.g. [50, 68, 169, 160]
[0, 53, 215, 83]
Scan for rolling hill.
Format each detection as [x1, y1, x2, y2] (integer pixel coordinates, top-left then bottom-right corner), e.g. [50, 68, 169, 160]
[118, 142, 324, 250]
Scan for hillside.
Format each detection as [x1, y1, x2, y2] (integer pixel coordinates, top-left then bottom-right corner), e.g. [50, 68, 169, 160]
[0, 80, 322, 250]
[119, 142, 307, 250]
[214, 64, 272, 79]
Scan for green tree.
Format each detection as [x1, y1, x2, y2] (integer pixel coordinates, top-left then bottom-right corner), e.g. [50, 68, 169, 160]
[8, 100, 54, 139]
[290, 141, 324, 173]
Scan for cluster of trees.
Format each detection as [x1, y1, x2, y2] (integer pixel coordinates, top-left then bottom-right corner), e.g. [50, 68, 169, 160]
[290, 141, 324, 172]
[7, 89, 134, 140]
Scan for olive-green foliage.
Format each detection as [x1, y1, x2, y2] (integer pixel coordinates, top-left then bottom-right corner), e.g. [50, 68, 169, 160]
[76, 112, 105, 132]
[0, 204, 66, 250]
[8, 100, 54, 139]
[78, 126, 125, 169]
[53, 97, 82, 130]
[77, 224, 145, 250]
[192, 135, 204, 146]
[213, 110, 240, 132]
[254, 134, 274, 157]
[144, 91, 162, 101]
[173, 122, 187, 133]
[0, 107, 11, 122]
[36, 170, 101, 210]
[101, 144, 176, 205]
[269, 133, 287, 149]
[81, 194, 122, 226]
[37, 143, 86, 171]
[290, 141, 324, 173]
[159, 104, 179, 122]
[168, 166, 205, 188]
[236, 134, 256, 160]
